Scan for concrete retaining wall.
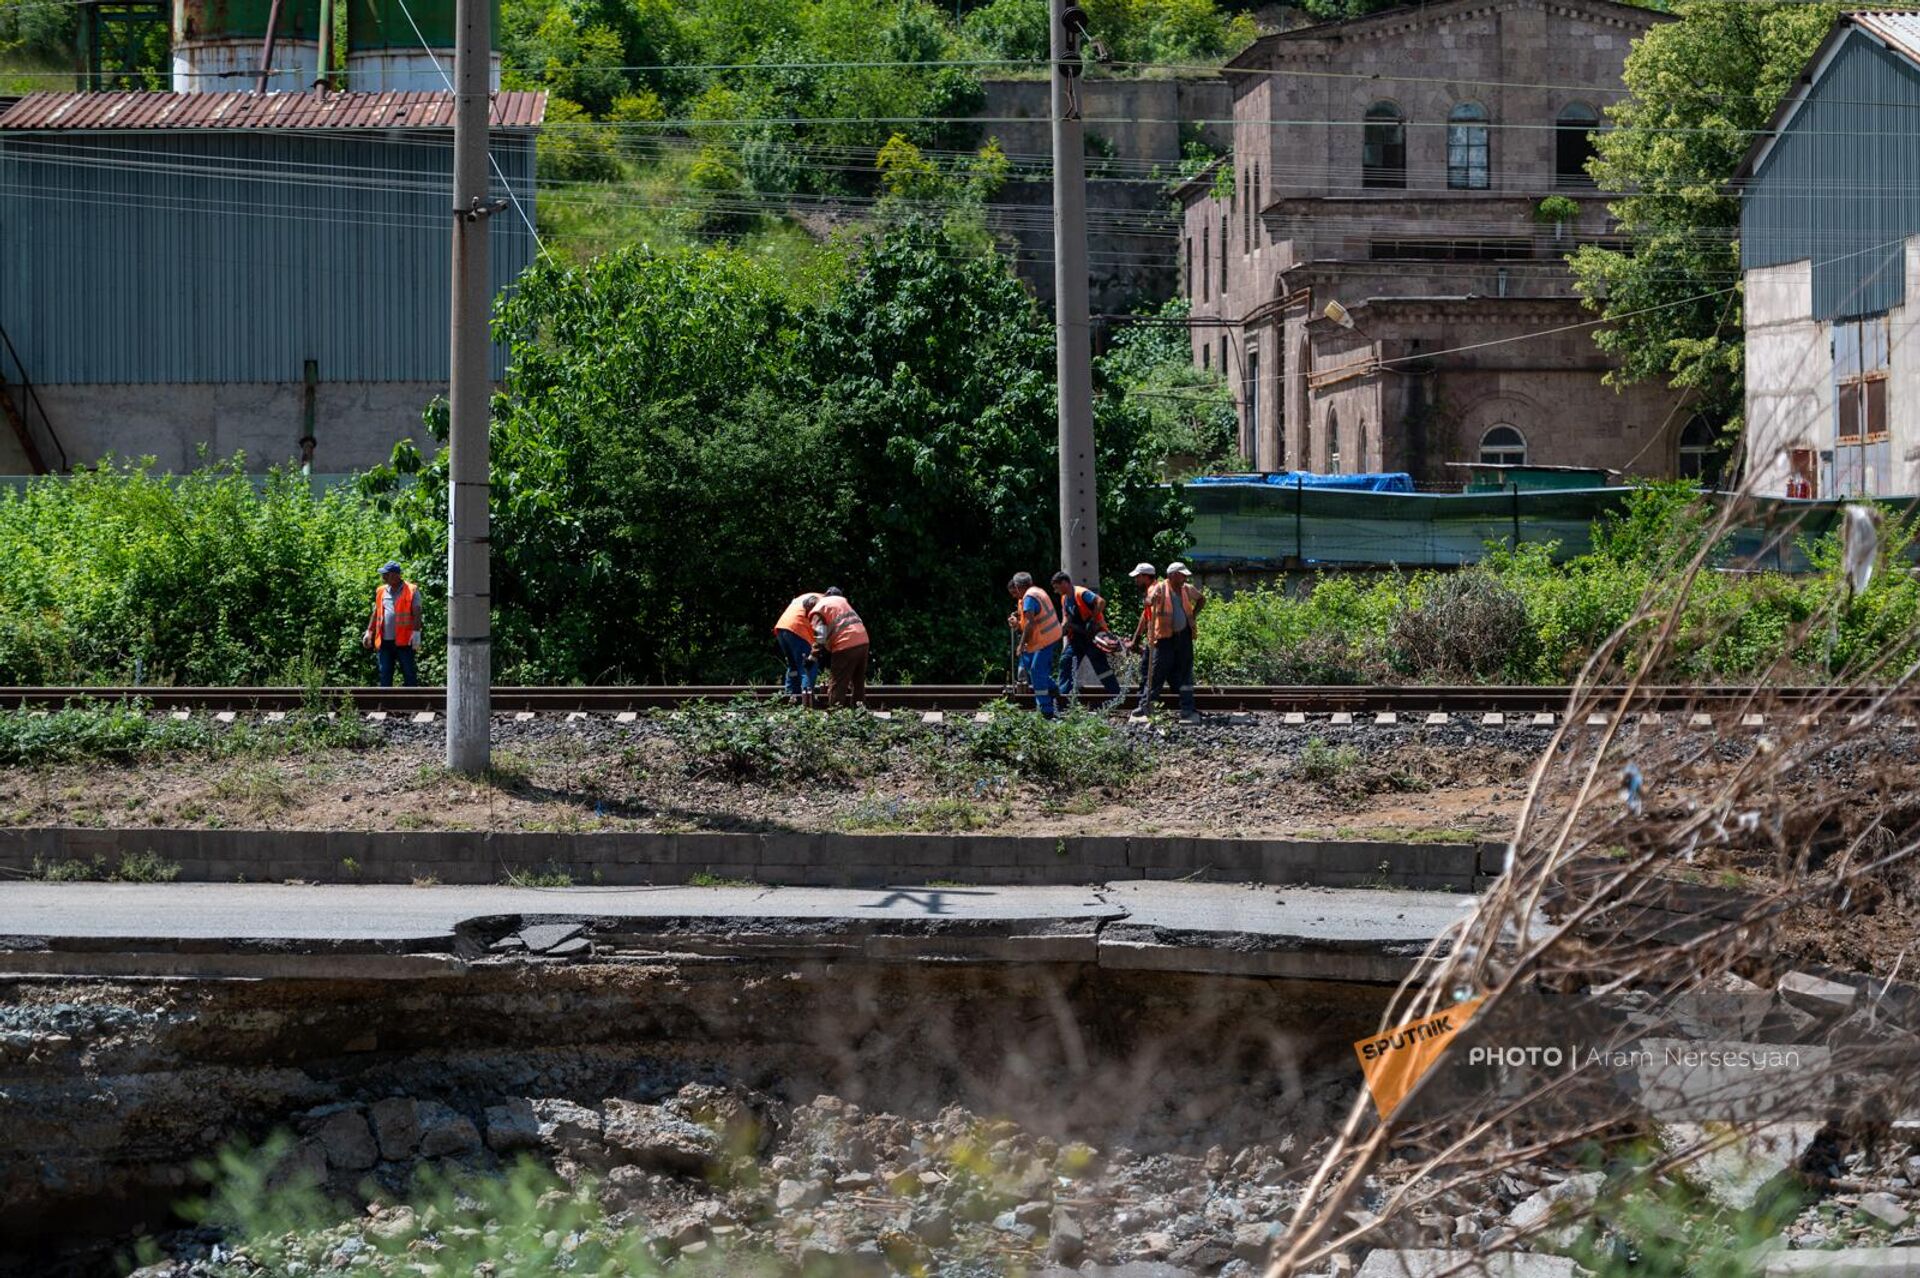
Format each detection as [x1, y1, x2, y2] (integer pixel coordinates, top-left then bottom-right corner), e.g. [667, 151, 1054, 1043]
[0, 827, 1505, 890]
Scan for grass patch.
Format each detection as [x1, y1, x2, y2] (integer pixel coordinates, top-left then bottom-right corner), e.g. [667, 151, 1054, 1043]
[208, 763, 296, 818]
[505, 864, 575, 888]
[941, 703, 1145, 792]
[686, 871, 756, 887]
[1331, 825, 1480, 844]
[840, 794, 996, 833]
[0, 699, 367, 768]
[663, 698, 910, 786]
[1298, 737, 1362, 783]
[29, 850, 181, 882]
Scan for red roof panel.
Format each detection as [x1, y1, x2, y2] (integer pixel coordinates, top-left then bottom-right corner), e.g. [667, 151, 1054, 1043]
[0, 90, 545, 131]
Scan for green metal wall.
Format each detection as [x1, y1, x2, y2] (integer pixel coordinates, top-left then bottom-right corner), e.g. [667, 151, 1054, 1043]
[346, 0, 499, 51]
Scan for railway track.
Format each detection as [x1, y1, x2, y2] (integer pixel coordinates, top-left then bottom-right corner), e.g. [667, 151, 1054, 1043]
[0, 684, 1905, 716]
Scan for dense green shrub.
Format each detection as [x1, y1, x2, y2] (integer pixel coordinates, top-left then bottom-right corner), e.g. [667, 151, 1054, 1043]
[662, 698, 910, 784]
[955, 701, 1144, 790]
[1194, 485, 1920, 687]
[0, 462, 409, 686]
[1386, 570, 1537, 682]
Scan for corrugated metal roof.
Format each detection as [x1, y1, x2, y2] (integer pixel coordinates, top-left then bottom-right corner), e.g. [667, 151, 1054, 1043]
[1855, 10, 1920, 64]
[0, 90, 545, 132]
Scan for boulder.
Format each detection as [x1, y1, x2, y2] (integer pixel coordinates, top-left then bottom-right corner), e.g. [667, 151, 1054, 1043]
[778, 1178, 825, 1211]
[368, 1099, 421, 1162]
[1232, 1221, 1283, 1264]
[1858, 1194, 1913, 1230]
[533, 1098, 605, 1157]
[601, 1099, 723, 1176]
[309, 1107, 378, 1172]
[1507, 1172, 1605, 1247]
[416, 1102, 481, 1158]
[366, 1205, 417, 1243]
[1665, 1121, 1822, 1211]
[1778, 972, 1860, 1017]
[1049, 1207, 1087, 1264]
[484, 1100, 541, 1153]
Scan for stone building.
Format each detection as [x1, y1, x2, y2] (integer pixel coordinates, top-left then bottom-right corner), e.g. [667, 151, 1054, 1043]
[1180, 0, 1698, 483]
[1739, 12, 1920, 499]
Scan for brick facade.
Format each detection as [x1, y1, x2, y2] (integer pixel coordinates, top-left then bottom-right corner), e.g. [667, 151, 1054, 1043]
[1180, 0, 1694, 483]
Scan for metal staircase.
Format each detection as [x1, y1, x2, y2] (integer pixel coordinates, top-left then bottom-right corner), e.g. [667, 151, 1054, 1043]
[0, 322, 66, 475]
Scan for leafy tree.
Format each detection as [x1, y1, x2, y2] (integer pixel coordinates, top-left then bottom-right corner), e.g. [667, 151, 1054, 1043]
[376, 219, 1188, 684]
[1097, 298, 1242, 476]
[963, 0, 1255, 65]
[797, 217, 1187, 678]
[1569, 1, 1836, 436]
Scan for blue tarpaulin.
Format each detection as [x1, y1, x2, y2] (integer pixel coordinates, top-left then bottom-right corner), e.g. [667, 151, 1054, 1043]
[1185, 472, 1417, 493]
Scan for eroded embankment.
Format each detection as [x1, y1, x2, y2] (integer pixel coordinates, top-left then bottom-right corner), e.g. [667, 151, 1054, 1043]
[0, 949, 1387, 1276]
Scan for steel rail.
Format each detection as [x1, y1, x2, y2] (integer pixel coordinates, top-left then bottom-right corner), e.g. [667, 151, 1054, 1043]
[0, 685, 1905, 715]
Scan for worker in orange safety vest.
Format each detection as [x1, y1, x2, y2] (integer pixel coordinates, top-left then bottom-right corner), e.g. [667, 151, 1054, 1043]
[1051, 570, 1125, 711]
[807, 588, 870, 709]
[362, 560, 423, 688]
[774, 592, 822, 705]
[1134, 561, 1204, 721]
[1007, 571, 1064, 719]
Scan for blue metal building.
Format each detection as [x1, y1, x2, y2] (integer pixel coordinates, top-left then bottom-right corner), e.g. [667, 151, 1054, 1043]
[1736, 13, 1920, 499]
[0, 89, 543, 473]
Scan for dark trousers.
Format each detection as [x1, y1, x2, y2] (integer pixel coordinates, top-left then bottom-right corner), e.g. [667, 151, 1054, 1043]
[776, 628, 817, 697]
[377, 641, 420, 688]
[1063, 631, 1121, 696]
[826, 643, 869, 708]
[1138, 628, 1195, 716]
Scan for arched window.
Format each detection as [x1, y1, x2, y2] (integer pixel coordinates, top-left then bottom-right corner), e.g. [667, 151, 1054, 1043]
[1327, 407, 1342, 474]
[1556, 102, 1599, 188]
[1479, 424, 1527, 466]
[1448, 102, 1490, 190]
[1357, 417, 1369, 471]
[1678, 416, 1722, 487]
[1363, 101, 1406, 190]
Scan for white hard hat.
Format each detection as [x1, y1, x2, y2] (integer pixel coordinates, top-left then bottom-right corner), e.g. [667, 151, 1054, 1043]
[1166, 561, 1192, 577]
[1129, 562, 1157, 576]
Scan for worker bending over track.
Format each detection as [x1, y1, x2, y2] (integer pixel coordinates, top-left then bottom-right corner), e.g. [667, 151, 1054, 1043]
[807, 588, 870, 709]
[1007, 572, 1064, 719]
[773, 593, 822, 706]
[1051, 571, 1125, 711]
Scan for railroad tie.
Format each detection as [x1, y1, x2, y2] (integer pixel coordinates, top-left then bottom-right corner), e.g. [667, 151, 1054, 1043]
[615, 711, 637, 723]
[1688, 713, 1713, 728]
[1530, 712, 1554, 727]
[513, 711, 536, 722]
[412, 712, 436, 724]
[1330, 712, 1353, 725]
[1481, 712, 1505, 726]
[1373, 712, 1397, 726]
[1424, 712, 1448, 726]
[1283, 712, 1306, 725]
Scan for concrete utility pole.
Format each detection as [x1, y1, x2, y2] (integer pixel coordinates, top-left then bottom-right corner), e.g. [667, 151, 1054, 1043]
[1050, 0, 1100, 587]
[445, 0, 492, 774]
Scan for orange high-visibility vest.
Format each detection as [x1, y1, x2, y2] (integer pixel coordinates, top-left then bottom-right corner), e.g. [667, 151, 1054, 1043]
[1060, 585, 1108, 632]
[368, 582, 422, 648]
[810, 596, 869, 652]
[775, 594, 817, 645]
[1144, 580, 1203, 641]
[1018, 585, 1063, 652]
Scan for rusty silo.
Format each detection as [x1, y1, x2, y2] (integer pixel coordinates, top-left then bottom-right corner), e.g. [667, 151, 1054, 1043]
[344, 0, 499, 93]
[171, 0, 325, 92]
